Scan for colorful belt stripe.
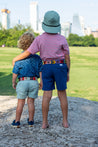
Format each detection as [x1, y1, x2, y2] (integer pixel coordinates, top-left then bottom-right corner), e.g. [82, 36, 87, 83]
[19, 77, 37, 81]
[43, 59, 66, 64]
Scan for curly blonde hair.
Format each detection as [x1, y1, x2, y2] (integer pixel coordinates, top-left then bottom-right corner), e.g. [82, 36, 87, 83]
[18, 32, 35, 50]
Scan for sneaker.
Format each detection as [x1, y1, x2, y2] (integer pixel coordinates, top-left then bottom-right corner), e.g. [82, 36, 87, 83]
[11, 120, 20, 128]
[27, 118, 34, 127]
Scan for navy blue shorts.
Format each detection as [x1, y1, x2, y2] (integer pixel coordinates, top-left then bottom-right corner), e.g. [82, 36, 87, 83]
[42, 64, 68, 91]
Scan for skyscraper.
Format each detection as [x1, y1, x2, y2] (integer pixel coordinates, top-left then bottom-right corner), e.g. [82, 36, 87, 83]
[30, 1, 38, 32]
[1, 9, 10, 29]
[71, 14, 84, 36]
[61, 22, 72, 38]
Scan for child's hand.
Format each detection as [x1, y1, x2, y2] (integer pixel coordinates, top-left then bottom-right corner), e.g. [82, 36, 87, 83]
[12, 82, 17, 89]
[39, 81, 43, 89]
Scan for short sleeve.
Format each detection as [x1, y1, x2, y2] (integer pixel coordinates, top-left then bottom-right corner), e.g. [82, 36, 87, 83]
[12, 62, 19, 74]
[63, 39, 70, 55]
[38, 57, 43, 72]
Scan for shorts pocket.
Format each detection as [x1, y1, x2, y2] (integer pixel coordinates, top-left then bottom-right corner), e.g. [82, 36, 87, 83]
[57, 64, 67, 71]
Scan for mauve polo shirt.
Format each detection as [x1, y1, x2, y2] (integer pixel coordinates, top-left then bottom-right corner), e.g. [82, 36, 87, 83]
[28, 32, 69, 61]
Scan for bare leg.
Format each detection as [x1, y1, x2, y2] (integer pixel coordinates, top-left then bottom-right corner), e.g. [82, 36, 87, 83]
[42, 91, 52, 129]
[58, 90, 69, 128]
[15, 99, 25, 122]
[27, 97, 35, 121]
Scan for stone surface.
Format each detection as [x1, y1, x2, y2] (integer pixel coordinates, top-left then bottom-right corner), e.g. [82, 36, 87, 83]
[0, 96, 98, 147]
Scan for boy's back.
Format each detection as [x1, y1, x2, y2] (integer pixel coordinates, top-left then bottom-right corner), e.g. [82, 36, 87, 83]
[13, 54, 42, 79]
[28, 32, 69, 61]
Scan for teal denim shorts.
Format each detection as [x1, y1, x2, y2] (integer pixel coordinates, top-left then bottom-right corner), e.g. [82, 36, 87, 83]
[16, 80, 39, 99]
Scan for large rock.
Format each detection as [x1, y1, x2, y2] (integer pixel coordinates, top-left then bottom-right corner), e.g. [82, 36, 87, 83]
[0, 96, 98, 147]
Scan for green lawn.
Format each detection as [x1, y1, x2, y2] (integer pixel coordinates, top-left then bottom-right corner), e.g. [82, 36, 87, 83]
[0, 47, 98, 101]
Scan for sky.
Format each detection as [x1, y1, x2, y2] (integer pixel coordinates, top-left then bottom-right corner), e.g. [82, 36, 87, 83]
[0, 0, 98, 30]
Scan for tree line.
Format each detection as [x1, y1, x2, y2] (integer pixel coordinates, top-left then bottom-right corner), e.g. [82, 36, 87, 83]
[0, 24, 98, 47]
[0, 24, 39, 47]
[67, 33, 98, 47]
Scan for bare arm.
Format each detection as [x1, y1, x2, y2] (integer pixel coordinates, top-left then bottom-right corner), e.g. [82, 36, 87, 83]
[12, 50, 31, 66]
[65, 54, 70, 72]
[65, 54, 70, 82]
[12, 73, 18, 89]
[39, 72, 43, 89]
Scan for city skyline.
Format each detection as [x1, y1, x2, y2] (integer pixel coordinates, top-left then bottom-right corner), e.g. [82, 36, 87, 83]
[0, 0, 98, 30]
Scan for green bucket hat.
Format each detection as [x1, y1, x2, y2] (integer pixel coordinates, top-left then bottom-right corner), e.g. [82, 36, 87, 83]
[42, 10, 61, 33]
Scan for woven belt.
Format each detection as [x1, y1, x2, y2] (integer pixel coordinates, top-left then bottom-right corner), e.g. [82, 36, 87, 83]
[43, 59, 66, 64]
[19, 77, 37, 81]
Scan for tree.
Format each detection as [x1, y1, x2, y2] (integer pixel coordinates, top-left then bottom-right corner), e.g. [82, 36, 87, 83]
[83, 35, 96, 46]
[95, 38, 98, 46]
[67, 33, 96, 47]
[67, 34, 83, 46]
[0, 24, 38, 47]
[0, 29, 10, 46]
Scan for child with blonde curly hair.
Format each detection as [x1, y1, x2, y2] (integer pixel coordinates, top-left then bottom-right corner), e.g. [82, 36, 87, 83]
[12, 32, 42, 128]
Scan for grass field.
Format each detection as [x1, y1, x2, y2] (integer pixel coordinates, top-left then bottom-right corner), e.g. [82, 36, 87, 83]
[0, 47, 98, 101]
